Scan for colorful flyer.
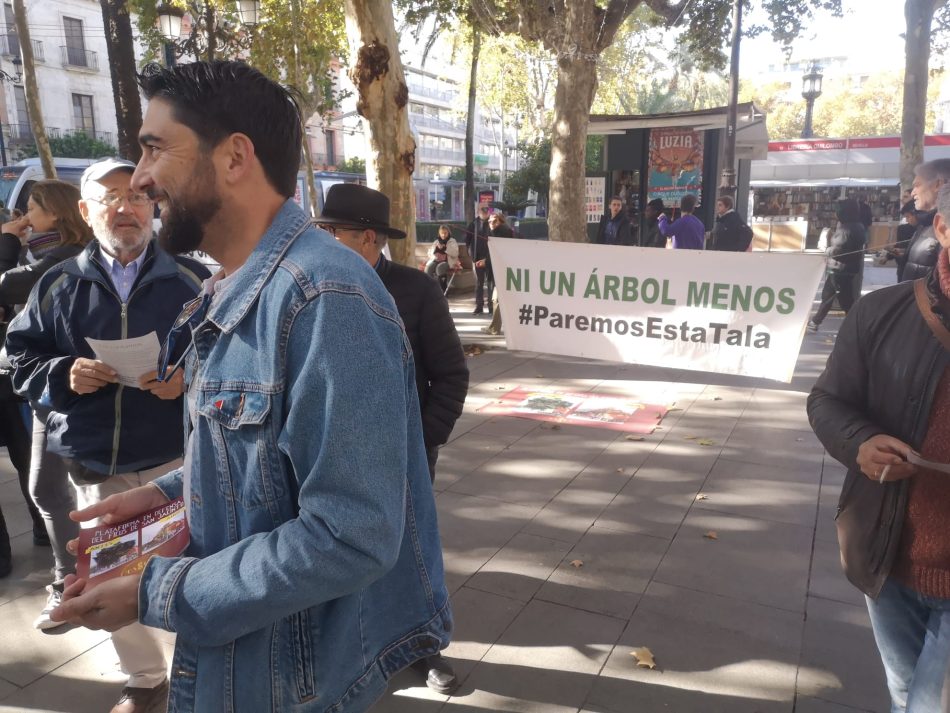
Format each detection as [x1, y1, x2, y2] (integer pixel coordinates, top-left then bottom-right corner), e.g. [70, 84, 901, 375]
[76, 498, 189, 586]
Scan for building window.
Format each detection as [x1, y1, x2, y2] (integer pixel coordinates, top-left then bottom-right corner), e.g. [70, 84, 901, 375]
[13, 85, 29, 140]
[3, 4, 17, 58]
[325, 130, 336, 165]
[63, 17, 87, 67]
[72, 93, 95, 136]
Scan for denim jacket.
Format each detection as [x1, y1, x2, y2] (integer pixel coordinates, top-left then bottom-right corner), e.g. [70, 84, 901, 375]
[140, 201, 452, 712]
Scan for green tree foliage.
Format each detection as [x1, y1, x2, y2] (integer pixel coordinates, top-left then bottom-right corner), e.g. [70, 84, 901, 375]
[740, 70, 942, 140]
[336, 156, 366, 174]
[129, 0, 345, 119]
[505, 135, 603, 205]
[593, 7, 728, 115]
[20, 132, 116, 160]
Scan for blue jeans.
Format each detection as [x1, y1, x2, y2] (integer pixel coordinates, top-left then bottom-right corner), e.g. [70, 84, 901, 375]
[866, 578, 950, 712]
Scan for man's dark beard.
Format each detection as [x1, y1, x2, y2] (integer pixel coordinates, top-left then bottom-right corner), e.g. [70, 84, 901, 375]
[157, 195, 221, 255]
[155, 158, 221, 255]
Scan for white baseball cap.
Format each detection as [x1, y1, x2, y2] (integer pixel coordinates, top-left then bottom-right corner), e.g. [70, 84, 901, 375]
[80, 158, 136, 198]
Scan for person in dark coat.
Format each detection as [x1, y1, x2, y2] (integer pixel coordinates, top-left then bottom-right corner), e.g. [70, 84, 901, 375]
[890, 201, 919, 282]
[808, 198, 867, 331]
[480, 212, 514, 335]
[710, 195, 752, 251]
[595, 196, 633, 246]
[902, 159, 950, 282]
[465, 204, 492, 313]
[317, 182, 468, 695]
[641, 198, 665, 248]
[807, 181, 950, 713]
[0, 180, 93, 587]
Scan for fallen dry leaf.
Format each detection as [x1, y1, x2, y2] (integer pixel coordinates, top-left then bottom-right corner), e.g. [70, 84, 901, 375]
[696, 494, 708, 501]
[667, 406, 682, 412]
[684, 435, 698, 440]
[704, 531, 718, 540]
[569, 559, 584, 568]
[712, 396, 723, 401]
[824, 339, 835, 345]
[616, 468, 624, 473]
[630, 647, 657, 669]
[697, 438, 715, 446]
[625, 435, 644, 441]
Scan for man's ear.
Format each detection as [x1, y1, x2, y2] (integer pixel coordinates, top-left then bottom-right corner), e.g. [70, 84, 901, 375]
[220, 133, 255, 185]
[78, 200, 91, 225]
[934, 211, 950, 250]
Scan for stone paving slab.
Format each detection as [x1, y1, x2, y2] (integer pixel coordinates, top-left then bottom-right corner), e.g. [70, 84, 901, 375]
[0, 297, 896, 712]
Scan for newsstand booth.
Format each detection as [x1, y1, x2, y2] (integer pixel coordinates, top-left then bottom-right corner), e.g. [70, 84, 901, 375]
[749, 135, 950, 250]
[586, 103, 769, 245]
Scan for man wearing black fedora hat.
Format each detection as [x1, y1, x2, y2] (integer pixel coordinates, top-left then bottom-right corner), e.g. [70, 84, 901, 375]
[318, 182, 468, 694]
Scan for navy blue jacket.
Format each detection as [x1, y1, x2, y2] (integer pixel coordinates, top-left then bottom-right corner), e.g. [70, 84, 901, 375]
[5, 240, 209, 475]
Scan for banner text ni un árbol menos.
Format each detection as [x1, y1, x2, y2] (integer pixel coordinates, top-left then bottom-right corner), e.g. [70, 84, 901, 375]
[489, 239, 825, 382]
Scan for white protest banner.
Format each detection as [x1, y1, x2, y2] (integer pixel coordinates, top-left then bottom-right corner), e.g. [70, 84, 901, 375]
[489, 239, 825, 382]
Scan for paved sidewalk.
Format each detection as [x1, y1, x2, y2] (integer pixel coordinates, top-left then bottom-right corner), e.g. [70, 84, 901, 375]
[0, 265, 897, 713]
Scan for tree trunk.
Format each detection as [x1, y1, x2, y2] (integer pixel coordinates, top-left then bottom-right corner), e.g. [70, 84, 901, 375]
[547, 56, 597, 243]
[465, 25, 480, 225]
[900, 0, 938, 195]
[344, 0, 416, 266]
[100, 0, 142, 161]
[205, 4, 217, 62]
[300, 120, 319, 217]
[12, 0, 55, 178]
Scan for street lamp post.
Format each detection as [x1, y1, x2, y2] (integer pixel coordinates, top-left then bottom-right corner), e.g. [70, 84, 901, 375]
[801, 64, 823, 139]
[0, 56, 23, 167]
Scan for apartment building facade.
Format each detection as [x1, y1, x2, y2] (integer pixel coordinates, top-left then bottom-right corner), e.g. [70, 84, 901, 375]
[2, 0, 136, 161]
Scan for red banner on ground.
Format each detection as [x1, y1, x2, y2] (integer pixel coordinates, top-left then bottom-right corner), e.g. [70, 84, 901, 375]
[477, 387, 669, 433]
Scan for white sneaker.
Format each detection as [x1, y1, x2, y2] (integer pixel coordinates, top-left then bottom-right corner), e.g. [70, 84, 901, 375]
[33, 584, 65, 630]
[808, 320, 819, 333]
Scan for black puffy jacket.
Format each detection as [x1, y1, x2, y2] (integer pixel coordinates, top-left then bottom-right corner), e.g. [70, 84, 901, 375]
[0, 232, 85, 306]
[902, 210, 939, 282]
[807, 272, 950, 597]
[710, 211, 750, 252]
[375, 256, 469, 449]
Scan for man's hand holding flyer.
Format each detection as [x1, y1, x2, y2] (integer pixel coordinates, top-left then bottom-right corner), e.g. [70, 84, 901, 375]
[76, 498, 189, 586]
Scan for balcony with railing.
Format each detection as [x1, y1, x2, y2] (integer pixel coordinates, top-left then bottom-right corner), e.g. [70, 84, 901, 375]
[407, 83, 455, 103]
[60, 45, 98, 70]
[410, 113, 466, 134]
[0, 35, 41, 61]
[418, 146, 465, 162]
[71, 128, 114, 145]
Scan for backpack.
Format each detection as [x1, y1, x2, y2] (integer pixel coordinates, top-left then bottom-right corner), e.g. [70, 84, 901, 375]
[739, 221, 754, 251]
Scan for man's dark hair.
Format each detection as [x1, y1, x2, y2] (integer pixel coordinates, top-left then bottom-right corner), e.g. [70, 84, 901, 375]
[681, 194, 698, 213]
[610, 196, 623, 203]
[717, 195, 734, 210]
[137, 61, 302, 198]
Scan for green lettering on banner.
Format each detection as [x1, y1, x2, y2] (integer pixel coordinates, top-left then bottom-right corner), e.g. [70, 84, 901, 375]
[538, 270, 575, 296]
[584, 270, 601, 299]
[711, 283, 730, 309]
[776, 287, 796, 314]
[687, 281, 710, 307]
[507, 267, 529, 292]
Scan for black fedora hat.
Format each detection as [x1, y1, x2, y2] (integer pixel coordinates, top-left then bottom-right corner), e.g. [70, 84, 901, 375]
[316, 183, 407, 239]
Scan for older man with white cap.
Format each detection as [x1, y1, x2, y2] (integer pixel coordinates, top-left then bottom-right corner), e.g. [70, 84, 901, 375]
[5, 157, 209, 713]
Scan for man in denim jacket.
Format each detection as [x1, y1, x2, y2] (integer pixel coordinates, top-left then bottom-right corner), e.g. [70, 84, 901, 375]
[52, 61, 452, 713]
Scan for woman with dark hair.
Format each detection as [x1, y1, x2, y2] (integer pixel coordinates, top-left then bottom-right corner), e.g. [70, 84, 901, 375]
[808, 198, 868, 332]
[0, 180, 91, 622]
